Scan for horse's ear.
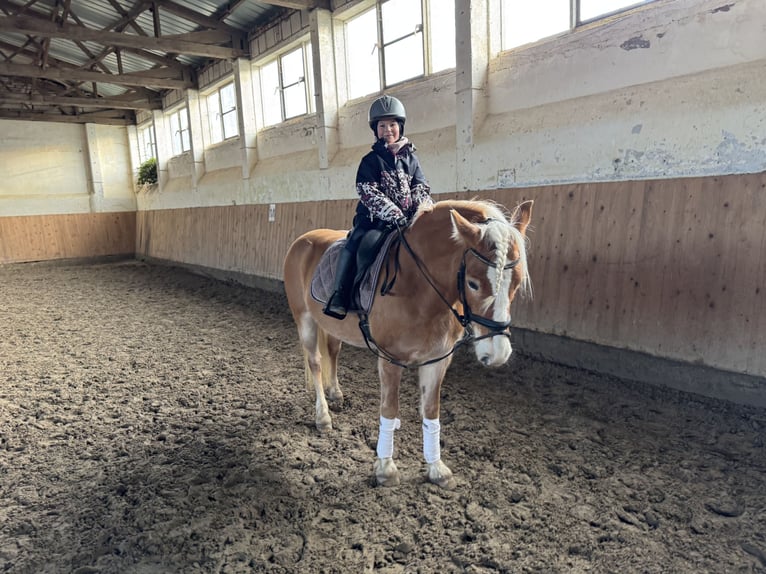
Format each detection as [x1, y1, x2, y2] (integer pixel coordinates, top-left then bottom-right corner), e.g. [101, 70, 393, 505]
[450, 209, 482, 245]
[510, 200, 533, 236]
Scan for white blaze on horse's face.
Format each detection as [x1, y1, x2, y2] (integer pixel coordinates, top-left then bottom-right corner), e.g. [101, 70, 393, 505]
[451, 205, 532, 368]
[466, 252, 514, 367]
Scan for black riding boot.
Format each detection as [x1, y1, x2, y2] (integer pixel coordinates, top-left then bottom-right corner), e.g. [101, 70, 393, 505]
[323, 248, 356, 319]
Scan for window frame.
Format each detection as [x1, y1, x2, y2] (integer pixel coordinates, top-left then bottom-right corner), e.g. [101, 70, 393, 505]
[168, 107, 191, 156]
[137, 122, 156, 164]
[501, 0, 658, 51]
[257, 40, 314, 128]
[343, 0, 456, 101]
[206, 82, 239, 145]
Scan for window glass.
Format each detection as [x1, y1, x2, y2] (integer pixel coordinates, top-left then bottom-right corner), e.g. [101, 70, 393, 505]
[382, 0, 424, 85]
[580, 0, 645, 20]
[346, 9, 380, 99]
[207, 92, 223, 143]
[169, 111, 181, 155]
[502, 0, 569, 50]
[179, 111, 190, 153]
[281, 47, 307, 119]
[260, 60, 282, 127]
[384, 33, 424, 85]
[381, 0, 421, 44]
[137, 124, 155, 163]
[430, 0, 456, 73]
[220, 83, 238, 139]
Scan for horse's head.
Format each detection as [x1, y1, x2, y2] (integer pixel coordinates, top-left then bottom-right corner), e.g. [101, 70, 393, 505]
[449, 200, 533, 367]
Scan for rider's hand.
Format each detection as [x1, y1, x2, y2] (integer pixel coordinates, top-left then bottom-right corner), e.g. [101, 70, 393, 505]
[395, 216, 408, 229]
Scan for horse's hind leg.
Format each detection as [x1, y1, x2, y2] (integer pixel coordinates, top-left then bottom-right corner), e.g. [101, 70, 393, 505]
[324, 334, 344, 408]
[298, 313, 332, 432]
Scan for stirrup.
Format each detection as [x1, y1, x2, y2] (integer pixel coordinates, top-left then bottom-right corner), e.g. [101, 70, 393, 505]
[323, 292, 348, 320]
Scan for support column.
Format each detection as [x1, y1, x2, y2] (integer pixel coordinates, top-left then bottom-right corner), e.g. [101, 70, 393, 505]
[234, 58, 259, 180]
[186, 88, 205, 189]
[84, 123, 104, 212]
[311, 8, 339, 169]
[126, 124, 140, 192]
[455, 0, 489, 192]
[152, 110, 172, 192]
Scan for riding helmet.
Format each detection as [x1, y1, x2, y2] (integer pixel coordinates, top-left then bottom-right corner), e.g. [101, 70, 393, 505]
[368, 95, 406, 134]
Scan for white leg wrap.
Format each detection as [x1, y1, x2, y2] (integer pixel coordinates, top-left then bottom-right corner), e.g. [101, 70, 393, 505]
[376, 416, 401, 459]
[422, 417, 441, 464]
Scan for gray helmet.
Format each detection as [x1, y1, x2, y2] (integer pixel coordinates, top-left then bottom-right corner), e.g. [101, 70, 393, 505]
[368, 95, 406, 132]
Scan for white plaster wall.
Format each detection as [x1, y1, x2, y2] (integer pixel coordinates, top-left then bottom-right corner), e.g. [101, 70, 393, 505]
[92, 125, 137, 212]
[204, 139, 241, 173]
[481, 0, 766, 188]
[0, 121, 90, 216]
[0, 120, 136, 216]
[480, 59, 766, 188]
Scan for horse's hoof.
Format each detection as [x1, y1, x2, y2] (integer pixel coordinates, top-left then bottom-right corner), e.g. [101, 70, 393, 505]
[427, 460, 456, 489]
[315, 417, 332, 433]
[374, 458, 400, 487]
[328, 393, 344, 412]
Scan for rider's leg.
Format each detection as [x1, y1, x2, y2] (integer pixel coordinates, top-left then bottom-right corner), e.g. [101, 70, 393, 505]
[323, 225, 366, 319]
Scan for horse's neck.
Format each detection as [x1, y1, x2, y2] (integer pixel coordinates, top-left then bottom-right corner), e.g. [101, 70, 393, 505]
[404, 210, 462, 296]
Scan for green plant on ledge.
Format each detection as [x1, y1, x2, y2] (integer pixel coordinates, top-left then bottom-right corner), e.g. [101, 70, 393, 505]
[137, 157, 157, 185]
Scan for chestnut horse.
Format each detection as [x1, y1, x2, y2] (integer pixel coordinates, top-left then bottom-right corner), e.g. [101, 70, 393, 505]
[283, 199, 533, 488]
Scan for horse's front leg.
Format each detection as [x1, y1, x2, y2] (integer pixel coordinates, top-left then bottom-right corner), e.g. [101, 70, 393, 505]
[419, 359, 456, 489]
[374, 359, 402, 487]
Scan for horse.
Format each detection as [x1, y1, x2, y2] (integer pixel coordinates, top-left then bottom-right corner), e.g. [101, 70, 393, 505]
[282, 199, 533, 488]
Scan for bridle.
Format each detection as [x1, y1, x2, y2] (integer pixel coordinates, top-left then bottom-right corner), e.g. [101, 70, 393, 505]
[358, 224, 520, 369]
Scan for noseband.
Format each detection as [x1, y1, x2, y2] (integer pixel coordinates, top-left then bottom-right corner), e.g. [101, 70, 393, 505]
[357, 225, 520, 368]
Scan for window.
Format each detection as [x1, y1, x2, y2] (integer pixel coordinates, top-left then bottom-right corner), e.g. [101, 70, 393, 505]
[580, 0, 652, 21]
[259, 42, 314, 128]
[168, 107, 190, 155]
[207, 82, 238, 144]
[137, 123, 156, 164]
[501, 0, 656, 50]
[345, 0, 456, 100]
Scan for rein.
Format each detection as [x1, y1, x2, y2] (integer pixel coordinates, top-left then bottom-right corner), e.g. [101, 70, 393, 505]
[357, 224, 520, 369]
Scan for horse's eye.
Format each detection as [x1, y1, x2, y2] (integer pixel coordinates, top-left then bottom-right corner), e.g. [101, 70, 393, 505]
[467, 280, 479, 291]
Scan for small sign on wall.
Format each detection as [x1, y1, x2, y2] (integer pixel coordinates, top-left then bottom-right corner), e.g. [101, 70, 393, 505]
[268, 203, 276, 222]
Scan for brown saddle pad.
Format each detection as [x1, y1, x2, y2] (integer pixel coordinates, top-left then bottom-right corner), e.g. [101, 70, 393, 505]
[310, 232, 398, 315]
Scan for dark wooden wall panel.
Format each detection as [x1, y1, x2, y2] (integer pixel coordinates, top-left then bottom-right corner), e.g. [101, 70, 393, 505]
[0, 212, 136, 264]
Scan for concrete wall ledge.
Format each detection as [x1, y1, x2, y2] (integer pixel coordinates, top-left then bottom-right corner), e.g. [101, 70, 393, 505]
[512, 328, 766, 409]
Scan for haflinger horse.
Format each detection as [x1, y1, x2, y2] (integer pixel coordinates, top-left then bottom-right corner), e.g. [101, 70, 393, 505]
[283, 199, 532, 489]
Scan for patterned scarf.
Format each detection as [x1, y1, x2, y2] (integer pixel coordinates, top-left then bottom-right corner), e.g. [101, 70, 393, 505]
[385, 137, 410, 157]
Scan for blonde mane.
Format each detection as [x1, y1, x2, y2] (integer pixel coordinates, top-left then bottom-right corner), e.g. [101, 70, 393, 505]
[442, 199, 532, 298]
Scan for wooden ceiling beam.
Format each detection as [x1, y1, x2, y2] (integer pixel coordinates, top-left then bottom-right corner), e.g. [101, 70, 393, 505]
[0, 61, 192, 89]
[0, 15, 248, 59]
[0, 91, 162, 110]
[259, 0, 330, 9]
[0, 108, 133, 125]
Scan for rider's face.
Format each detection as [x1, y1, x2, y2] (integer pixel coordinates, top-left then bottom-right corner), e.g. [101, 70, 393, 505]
[376, 118, 400, 144]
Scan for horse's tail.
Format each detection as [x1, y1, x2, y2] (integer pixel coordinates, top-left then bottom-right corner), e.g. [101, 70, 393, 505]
[303, 326, 334, 393]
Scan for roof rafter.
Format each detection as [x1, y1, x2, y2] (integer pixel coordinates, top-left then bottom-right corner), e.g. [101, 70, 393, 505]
[0, 15, 248, 59]
[0, 61, 193, 89]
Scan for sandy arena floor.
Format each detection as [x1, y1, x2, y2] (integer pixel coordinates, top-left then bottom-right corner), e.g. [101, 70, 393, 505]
[1, 260, 765, 573]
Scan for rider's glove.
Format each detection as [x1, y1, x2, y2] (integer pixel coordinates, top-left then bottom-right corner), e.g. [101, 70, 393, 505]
[395, 216, 408, 229]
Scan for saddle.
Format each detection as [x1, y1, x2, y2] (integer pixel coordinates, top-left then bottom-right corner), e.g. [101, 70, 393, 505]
[311, 229, 398, 315]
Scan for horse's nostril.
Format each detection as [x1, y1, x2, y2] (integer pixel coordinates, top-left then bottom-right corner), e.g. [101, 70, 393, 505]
[480, 355, 491, 366]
